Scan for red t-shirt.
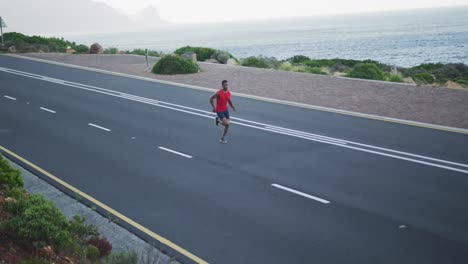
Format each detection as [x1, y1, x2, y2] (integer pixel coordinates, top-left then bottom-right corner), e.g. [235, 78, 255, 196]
[216, 89, 231, 112]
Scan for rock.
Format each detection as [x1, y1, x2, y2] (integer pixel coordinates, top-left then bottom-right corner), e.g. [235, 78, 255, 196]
[445, 80, 464, 89]
[204, 59, 220, 63]
[211, 51, 230, 64]
[226, 58, 237, 65]
[8, 46, 16, 53]
[89, 43, 104, 54]
[182, 52, 197, 63]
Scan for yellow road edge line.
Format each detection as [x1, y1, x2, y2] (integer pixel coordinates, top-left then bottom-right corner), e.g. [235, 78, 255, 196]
[0, 145, 208, 264]
[4, 53, 468, 135]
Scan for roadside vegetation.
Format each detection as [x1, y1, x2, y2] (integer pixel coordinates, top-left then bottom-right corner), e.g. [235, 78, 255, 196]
[0, 32, 89, 54]
[0, 154, 142, 263]
[152, 54, 199, 74]
[174, 46, 236, 63]
[1, 32, 467, 86]
[238, 55, 468, 87]
[103, 47, 161, 57]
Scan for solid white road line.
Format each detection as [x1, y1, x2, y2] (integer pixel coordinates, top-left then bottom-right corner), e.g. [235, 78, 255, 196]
[272, 184, 330, 204]
[88, 123, 111, 132]
[339, 144, 468, 174]
[40, 107, 56, 114]
[4, 95, 17, 100]
[349, 141, 468, 169]
[158, 146, 193, 159]
[265, 126, 348, 145]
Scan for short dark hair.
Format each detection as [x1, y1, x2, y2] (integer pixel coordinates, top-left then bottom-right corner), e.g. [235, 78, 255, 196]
[222, 80, 228, 85]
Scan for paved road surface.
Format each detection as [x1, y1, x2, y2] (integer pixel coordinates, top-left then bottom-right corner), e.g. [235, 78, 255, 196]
[1, 55, 468, 263]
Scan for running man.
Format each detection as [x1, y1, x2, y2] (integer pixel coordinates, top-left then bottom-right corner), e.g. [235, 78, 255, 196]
[210, 80, 236, 143]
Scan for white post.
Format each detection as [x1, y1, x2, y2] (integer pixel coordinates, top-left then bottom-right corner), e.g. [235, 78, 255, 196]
[0, 17, 4, 47]
[145, 48, 149, 68]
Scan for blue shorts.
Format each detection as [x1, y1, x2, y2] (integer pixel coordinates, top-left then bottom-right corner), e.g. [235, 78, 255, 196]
[217, 111, 230, 120]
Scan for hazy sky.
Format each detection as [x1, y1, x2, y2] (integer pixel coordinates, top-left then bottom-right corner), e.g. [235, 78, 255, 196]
[95, 0, 468, 23]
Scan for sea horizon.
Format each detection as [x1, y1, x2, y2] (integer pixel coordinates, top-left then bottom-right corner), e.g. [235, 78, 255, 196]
[58, 6, 468, 67]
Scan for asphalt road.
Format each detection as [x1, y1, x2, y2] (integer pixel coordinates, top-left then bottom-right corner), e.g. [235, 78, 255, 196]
[1, 55, 468, 264]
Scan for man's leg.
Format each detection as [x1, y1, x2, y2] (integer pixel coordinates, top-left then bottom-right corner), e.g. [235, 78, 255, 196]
[221, 118, 229, 138]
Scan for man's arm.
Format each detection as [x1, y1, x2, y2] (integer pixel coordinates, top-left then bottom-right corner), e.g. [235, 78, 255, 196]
[228, 99, 236, 111]
[209, 92, 218, 112]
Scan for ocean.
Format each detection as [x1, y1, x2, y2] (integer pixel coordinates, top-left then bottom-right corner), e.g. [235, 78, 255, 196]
[62, 6, 468, 67]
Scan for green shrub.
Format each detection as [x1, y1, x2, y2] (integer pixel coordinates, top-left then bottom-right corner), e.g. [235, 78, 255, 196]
[0, 154, 24, 188]
[33, 44, 49, 52]
[347, 63, 386, 80]
[69, 215, 99, 244]
[305, 67, 327, 75]
[402, 63, 440, 78]
[402, 63, 468, 84]
[241, 56, 270, 68]
[286, 55, 311, 64]
[104, 47, 118, 54]
[455, 77, 468, 86]
[8, 194, 71, 249]
[330, 62, 352, 73]
[413, 72, 435, 84]
[86, 245, 101, 262]
[389, 74, 404, 83]
[147, 50, 161, 57]
[6, 186, 26, 200]
[5, 192, 31, 215]
[73, 44, 89, 54]
[3, 32, 80, 53]
[10, 40, 34, 53]
[47, 42, 62, 53]
[64, 235, 87, 261]
[241, 56, 280, 69]
[406, 63, 443, 75]
[3, 32, 29, 43]
[305, 59, 363, 68]
[125, 49, 143, 55]
[433, 63, 466, 83]
[279, 62, 292, 71]
[125, 49, 160, 57]
[106, 252, 138, 264]
[294, 66, 307, 73]
[152, 55, 199, 74]
[305, 60, 333, 68]
[174, 46, 216, 61]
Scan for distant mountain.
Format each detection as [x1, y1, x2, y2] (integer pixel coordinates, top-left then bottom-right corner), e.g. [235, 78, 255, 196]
[1, 0, 164, 34]
[131, 6, 165, 28]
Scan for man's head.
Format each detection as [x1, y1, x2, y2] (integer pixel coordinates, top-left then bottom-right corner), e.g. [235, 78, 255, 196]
[222, 80, 228, 90]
